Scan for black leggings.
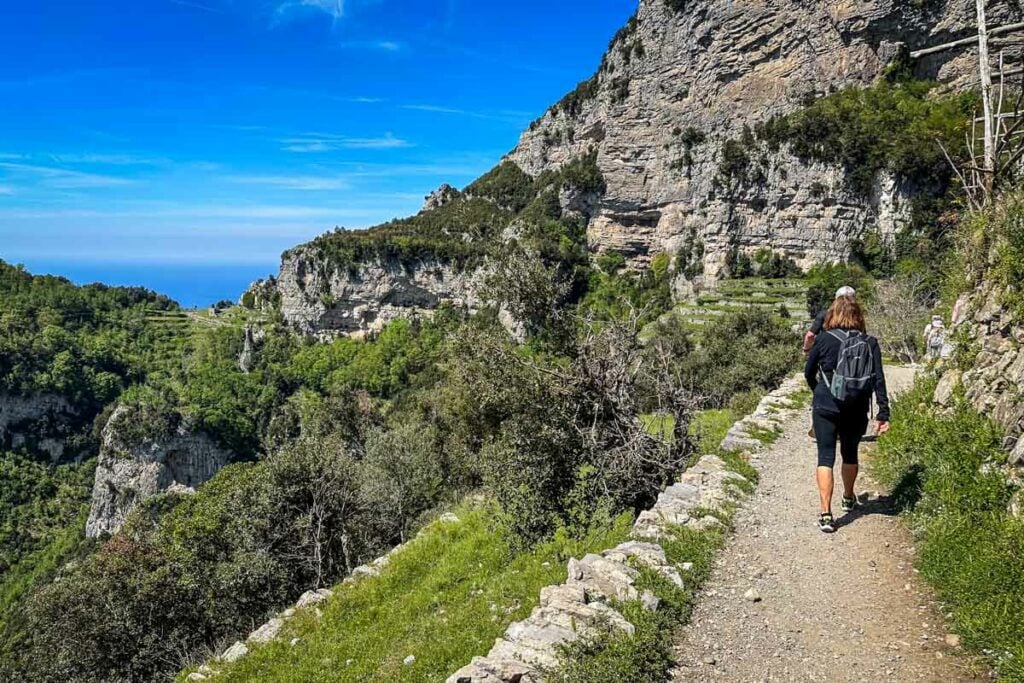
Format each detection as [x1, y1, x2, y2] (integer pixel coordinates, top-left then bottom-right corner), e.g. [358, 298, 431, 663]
[813, 410, 868, 468]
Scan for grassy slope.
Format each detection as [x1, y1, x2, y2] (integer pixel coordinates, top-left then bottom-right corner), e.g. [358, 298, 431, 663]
[182, 507, 634, 682]
[871, 378, 1024, 682]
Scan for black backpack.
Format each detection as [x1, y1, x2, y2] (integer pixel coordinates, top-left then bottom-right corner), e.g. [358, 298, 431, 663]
[821, 330, 876, 402]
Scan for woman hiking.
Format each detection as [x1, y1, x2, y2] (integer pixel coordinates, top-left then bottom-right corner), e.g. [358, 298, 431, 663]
[804, 296, 890, 533]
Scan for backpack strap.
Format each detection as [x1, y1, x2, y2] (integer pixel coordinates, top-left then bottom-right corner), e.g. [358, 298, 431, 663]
[827, 329, 849, 343]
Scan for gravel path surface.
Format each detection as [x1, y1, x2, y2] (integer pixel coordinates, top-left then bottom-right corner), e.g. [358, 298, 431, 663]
[672, 367, 989, 682]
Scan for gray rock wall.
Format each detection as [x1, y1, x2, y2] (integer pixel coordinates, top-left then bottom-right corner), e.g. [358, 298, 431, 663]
[508, 0, 1016, 277]
[935, 286, 1024, 513]
[260, 1, 1021, 336]
[0, 393, 77, 461]
[85, 405, 234, 538]
[269, 250, 484, 338]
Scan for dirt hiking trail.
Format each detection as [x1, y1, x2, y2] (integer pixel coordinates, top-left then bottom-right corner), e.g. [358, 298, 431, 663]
[672, 366, 989, 682]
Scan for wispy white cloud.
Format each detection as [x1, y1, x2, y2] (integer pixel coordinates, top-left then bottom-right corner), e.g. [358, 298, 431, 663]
[47, 153, 168, 166]
[276, 0, 345, 21]
[0, 161, 135, 189]
[225, 174, 350, 191]
[280, 132, 410, 152]
[339, 39, 404, 52]
[167, 0, 225, 13]
[0, 204, 345, 220]
[401, 103, 534, 125]
[0, 185, 14, 196]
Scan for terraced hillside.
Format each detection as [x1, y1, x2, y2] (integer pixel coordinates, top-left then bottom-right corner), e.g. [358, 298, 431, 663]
[648, 279, 810, 338]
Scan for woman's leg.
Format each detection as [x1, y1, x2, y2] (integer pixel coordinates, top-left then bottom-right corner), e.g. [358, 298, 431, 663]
[839, 416, 868, 498]
[813, 411, 839, 513]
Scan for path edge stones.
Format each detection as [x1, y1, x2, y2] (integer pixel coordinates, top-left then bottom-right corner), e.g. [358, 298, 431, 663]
[446, 375, 809, 683]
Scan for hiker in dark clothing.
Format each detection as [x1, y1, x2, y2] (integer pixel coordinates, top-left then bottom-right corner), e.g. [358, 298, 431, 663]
[804, 296, 890, 533]
[803, 285, 856, 354]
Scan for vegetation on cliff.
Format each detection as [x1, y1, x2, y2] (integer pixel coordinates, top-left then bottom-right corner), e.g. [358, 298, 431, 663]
[301, 152, 604, 280]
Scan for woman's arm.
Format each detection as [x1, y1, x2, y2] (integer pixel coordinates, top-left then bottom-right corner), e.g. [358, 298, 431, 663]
[871, 338, 891, 423]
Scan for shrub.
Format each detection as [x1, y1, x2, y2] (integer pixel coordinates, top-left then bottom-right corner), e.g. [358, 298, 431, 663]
[6, 436, 375, 682]
[757, 80, 975, 197]
[804, 263, 874, 318]
[718, 139, 750, 184]
[663, 308, 799, 409]
[465, 161, 536, 212]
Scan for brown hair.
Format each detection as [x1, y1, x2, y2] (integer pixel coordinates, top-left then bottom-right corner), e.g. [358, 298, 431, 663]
[824, 297, 866, 332]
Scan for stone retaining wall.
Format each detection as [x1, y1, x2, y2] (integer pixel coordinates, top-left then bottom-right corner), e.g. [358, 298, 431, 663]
[446, 375, 808, 683]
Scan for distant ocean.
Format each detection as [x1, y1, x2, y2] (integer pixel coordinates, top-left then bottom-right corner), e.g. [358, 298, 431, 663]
[14, 260, 280, 309]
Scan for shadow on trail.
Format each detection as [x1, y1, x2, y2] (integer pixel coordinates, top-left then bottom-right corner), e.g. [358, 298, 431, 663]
[835, 492, 902, 530]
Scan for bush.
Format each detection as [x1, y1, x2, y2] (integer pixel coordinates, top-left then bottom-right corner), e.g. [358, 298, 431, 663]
[465, 161, 536, 212]
[5, 436, 376, 682]
[443, 318, 694, 548]
[667, 308, 799, 409]
[873, 378, 1024, 678]
[805, 263, 874, 318]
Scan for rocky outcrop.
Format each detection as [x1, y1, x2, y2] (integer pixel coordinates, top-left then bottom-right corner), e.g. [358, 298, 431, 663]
[0, 393, 78, 461]
[268, 250, 484, 338]
[508, 0, 1018, 277]
[85, 405, 234, 537]
[423, 183, 460, 212]
[935, 285, 1024, 509]
[447, 377, 808, 682]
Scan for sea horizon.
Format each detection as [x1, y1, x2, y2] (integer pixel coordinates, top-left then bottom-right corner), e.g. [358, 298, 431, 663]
[7, 258, 279, 309]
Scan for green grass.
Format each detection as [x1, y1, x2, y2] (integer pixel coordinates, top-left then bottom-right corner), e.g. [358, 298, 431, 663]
[872, 377, 1024, 681]
[642, 414, 676, 442]
[745, 424, 782, 446]
[688, 409, 735, 455]
[184, 506, 634, 683]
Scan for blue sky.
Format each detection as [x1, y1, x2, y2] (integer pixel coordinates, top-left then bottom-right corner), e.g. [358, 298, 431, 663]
[0, 0, 634, 305]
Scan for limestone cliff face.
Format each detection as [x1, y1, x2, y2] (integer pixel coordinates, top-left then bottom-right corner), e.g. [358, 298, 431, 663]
[264, 0, 1020, 335]
[86, 405, 234, 538]
[0, 393, 78, 462]
[508, 0, 1015, 282]
[268, 249, 484, 338]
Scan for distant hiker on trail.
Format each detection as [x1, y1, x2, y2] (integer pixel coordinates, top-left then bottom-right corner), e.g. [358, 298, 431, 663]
[805, 296, 890, 533]
[923, 315, 947, 361]
[803, 285, 857, 354]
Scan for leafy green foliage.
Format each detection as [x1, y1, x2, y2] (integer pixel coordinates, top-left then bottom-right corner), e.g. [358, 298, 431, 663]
[466, 161, 536, 212]
[306, 197, 509, 275]
[0, 260, 182, 416]
[731, 248, 800, 279]
[756, 79, 976, 196]
[668, 308, 800, 409]
[5, 434, 424, 683]
[993, 192, 1024, 319]
[804, 263, 874, 318]
[0, 453, 95, 576]
[552, 525, 722, 682]
[873, 378, 1024, 679]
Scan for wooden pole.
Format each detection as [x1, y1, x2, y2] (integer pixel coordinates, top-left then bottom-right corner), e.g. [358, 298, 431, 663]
[909, 21, 1024, 58]
[978, 0, 995, 196]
